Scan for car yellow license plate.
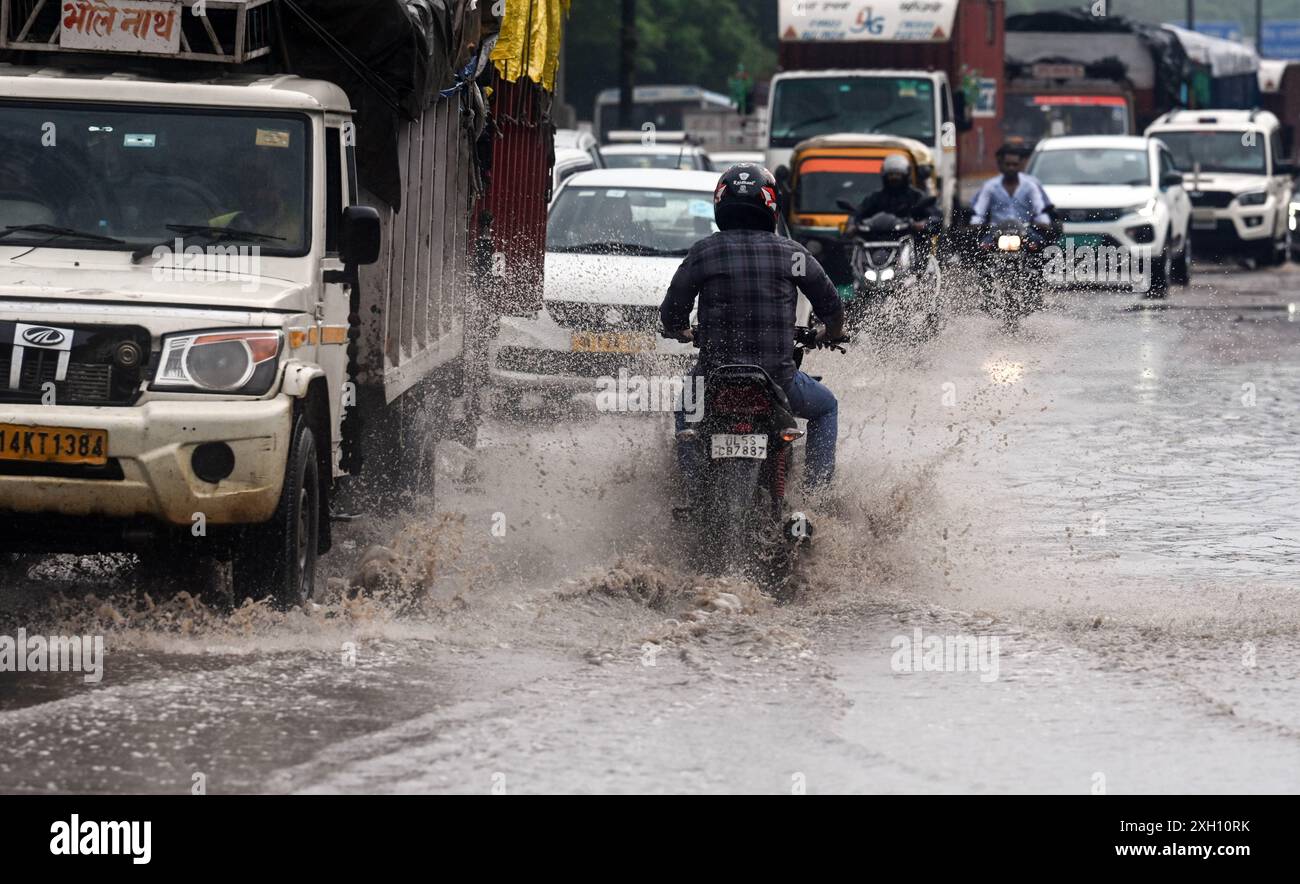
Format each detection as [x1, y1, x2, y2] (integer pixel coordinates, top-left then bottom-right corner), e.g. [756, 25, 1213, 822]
[0, 423, 109, 465]
[571, 331, 655, 354]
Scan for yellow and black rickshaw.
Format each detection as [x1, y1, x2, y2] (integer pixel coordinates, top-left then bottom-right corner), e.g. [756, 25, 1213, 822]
[779, 134, 940, 292]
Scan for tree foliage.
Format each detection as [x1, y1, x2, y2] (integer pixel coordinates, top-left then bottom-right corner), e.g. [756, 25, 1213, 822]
[561, 0, 778, 124]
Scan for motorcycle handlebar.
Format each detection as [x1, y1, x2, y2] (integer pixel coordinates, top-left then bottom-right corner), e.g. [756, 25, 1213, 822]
[661, 325, 849, 352]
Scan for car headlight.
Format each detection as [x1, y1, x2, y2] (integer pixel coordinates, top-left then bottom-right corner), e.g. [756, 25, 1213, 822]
[1123, 199, 1157, 217]
[1237, 190, 1268, 207]
[153, 329, 283, 394]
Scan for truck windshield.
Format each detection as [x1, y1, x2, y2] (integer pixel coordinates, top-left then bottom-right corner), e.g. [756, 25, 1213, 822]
[1029, 149, 1150, 187]
[770, 77, 936, 148]
[547, 187, 718, 255]
[1004, 95, 1129, 142]
[1155, 131, 1266, 175]
[0, 102, 309, 255]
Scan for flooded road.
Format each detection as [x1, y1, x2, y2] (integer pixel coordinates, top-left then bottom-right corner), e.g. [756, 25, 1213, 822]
[2, 263, 1298, 794]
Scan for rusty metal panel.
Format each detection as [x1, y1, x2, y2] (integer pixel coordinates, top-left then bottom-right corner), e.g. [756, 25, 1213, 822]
[479, 73, 554, 316]
[954, 0, 1004, 181]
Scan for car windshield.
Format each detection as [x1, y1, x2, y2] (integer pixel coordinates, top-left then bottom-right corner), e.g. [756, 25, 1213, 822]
[795, 158, 885, 215]
[0, 101, 309, 254]
[602, 152, 706, 171]
[1004, 95, 1130, 142]
[1029, 148, 1150, 186]
[1155, 131, 1266, 174]
[547, 186, 718, 255]
[770, 76, 936, 148]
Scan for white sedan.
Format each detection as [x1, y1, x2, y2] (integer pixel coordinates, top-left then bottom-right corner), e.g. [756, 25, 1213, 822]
[490, 169, 720, 395]
[1027, 135, 1192, 295]
[599, 143, 714, 171]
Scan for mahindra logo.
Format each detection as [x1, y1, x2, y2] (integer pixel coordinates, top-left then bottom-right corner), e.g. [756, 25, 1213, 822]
[21, 327, 65, 346]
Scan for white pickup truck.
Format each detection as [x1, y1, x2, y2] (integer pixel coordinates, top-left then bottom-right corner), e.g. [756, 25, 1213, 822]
[0, 0, 480, 606]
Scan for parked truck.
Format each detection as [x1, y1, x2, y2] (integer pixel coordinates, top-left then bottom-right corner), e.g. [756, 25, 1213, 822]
[0, 0, 561, 605]
[770, 0, 1006, 221]
[1004, 12, 1260, 149]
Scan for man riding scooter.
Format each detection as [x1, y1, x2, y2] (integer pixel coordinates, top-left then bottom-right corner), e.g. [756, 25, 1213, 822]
[660, 164, 846, 491]
[970, 143, 1052, 248]
[970, 143, 1055, 313]
[851, 153, 941, 237]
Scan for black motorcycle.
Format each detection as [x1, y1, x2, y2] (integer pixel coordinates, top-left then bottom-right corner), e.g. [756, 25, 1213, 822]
[830, 197, 943, 341]
[978, 218, 1048, 330]
[668, 326, 847, 596]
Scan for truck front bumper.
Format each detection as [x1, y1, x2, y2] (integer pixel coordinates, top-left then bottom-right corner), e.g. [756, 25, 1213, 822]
[0, 397, 291, 528]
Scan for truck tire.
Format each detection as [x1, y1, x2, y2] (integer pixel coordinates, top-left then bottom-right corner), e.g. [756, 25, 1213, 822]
[231, 415, 319, 609]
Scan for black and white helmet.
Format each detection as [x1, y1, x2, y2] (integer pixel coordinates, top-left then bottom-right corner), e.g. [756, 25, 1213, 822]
[713, 163, 780, 232]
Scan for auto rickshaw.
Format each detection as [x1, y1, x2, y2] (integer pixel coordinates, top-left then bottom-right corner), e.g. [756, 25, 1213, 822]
[776, 134, 941, 292]
[779, 134, 939, 239]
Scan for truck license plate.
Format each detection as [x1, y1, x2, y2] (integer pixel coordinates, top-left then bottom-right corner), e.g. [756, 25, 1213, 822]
[0, 423, 108, 465]
[710, 434, 767, 460]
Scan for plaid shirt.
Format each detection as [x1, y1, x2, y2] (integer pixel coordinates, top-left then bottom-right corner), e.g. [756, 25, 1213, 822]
[660, 229, 843, 387]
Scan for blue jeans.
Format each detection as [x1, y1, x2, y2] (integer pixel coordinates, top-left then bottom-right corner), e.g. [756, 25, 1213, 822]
[675, 370, 838, 489]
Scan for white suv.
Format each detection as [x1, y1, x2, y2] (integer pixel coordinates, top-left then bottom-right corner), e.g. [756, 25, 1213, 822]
[1027, 135, 1192, 295]
[1145, 109, 1295, 264]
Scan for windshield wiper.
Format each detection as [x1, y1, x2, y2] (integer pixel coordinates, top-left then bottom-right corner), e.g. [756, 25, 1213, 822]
[869, 110, 921, 133]
[551, 242, 686, 257]
[132, 223, 285, 263]
[0, 224, 125, 246]
[777, 112, 837, 139]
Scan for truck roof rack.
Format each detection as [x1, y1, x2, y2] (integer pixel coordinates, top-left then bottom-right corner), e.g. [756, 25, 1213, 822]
[0, 0, 275, 64]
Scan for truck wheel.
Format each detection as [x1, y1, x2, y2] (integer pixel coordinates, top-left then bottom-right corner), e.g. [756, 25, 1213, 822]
[232, 415, 319, 609]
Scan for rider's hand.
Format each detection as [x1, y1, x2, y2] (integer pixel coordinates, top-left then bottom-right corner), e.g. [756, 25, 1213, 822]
[672, 327, 694, 344]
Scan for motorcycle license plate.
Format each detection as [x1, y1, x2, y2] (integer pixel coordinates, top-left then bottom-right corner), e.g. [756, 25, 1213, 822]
[710, 434, 767, 460]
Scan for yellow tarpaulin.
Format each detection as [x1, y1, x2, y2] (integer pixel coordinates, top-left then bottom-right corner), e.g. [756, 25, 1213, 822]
[491, 0, 570, 92]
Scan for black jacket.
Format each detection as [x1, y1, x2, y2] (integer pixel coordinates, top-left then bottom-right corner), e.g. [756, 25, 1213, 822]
[852, 185, 939, 227]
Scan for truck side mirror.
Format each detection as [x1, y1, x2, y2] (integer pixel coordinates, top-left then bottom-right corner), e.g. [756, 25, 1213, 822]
[1160, 171, 1184, 188]
[836, 199, 857, 213]
[953, 92, 974, 132]
[339, 205, 382, 266]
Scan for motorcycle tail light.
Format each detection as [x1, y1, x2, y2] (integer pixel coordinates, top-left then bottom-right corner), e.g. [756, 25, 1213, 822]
[711, 384, 770, 416]
[997, 235, 1022, 252]
[780, 429, 804, 442]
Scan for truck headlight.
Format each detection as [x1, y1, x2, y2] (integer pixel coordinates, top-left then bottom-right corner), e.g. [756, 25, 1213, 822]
[1237, 190, 1268, 207]
[153, 329, 282, 394]
[1123, 199, 1157, 217]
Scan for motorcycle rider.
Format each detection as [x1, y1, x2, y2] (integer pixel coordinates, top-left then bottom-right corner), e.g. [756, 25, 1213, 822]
[660, 164, 845, 490]
[970, 143, 1052, 248]
[852, 153, 940, 235]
